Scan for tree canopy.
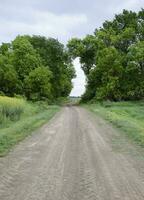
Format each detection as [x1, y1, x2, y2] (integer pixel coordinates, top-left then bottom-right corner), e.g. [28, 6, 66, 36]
[0, 35, 75, 101]
[67, 9, 144, 102]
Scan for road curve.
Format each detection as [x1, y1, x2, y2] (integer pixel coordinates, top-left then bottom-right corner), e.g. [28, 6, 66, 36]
[0, 106, 144, 200]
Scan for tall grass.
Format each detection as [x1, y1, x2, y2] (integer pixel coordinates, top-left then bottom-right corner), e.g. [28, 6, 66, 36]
[0, 97, 60, 156]
[0, 96, 25, 123]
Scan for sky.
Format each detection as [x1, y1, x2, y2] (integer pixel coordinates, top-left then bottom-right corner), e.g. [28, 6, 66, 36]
[0, 0, 143, 96]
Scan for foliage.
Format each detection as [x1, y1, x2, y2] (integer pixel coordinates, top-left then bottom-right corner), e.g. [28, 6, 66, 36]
[27, 35, 76, 98]
[67, 35, 97, 75]
[0, 45, 19, 96]
[0, 35, 75, 101]
[24, 66, 52, 101]
[12, 36, 42, 81]
[68, 9, 144, 101]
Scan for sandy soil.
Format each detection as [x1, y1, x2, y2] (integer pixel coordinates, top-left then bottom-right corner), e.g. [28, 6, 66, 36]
[0, 106, 144, 200]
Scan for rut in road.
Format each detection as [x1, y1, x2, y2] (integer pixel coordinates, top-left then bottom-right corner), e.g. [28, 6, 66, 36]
[0, 106, 144, 200]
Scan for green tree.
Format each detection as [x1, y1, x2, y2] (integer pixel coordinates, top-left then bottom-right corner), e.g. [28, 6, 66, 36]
[12, 36, 42, 81]
[124, 41, 144, 99]
[69, 9, 144, 102]
[0, 47, 18, 96]
[67, 35, 97, 75]
[84, 47, 123, 101]
[27, 35, 75, 98]
[0, 35, 75, 100]
[24, 66, 52, 101]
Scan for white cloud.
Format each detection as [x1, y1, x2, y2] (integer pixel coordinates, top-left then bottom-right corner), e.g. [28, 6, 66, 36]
[107, 0, 143, 14]
[0, 8, 88, 43]
[70, 58, 86, 97]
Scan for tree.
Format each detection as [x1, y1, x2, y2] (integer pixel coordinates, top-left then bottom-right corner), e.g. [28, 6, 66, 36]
[68, 9, 144, 102]
[0, 35, 75, 101]
[27, 35, 75, 98]
[12, 36, 42, 81]
[67, 35, 97, 75]
[0, 48, 19, 96]
[24, 66, 52, 101]
[83, 47, 123, 101]
[124, 41, 144, 99]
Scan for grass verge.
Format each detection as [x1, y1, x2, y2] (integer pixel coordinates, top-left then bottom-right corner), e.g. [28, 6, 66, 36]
[0, 101, 60, 156]
[83, 101, 144, 146]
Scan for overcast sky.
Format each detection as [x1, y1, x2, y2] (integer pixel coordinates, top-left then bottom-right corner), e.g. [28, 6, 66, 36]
[0, 0, 143, 96]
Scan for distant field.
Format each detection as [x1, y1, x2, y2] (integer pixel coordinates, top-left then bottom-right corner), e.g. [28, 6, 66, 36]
[0, 96, 60, 156]
[69, 97, 81, 105]
[84, 101, 144, 146]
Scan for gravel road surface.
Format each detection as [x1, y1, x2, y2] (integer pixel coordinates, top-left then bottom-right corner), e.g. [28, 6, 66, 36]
[0, 106, 144, 200]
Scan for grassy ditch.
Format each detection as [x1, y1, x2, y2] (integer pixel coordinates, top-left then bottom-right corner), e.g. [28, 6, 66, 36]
[0, 96, 60, 156]
[84, 101, 144, 146]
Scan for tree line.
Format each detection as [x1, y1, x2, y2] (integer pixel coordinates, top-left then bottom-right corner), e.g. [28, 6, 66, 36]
[0, 35, 75, 101]
[67, 9, 144, 102]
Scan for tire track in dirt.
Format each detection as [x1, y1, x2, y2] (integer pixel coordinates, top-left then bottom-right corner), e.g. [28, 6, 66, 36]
[0, 106, 144, 200]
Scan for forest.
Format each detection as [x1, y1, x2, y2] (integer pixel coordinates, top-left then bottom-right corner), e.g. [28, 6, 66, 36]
[68, 9, 144, 102]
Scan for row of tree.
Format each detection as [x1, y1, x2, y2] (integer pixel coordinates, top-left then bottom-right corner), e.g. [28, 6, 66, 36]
[0, 35, 75, 101]
[67, 9, 144, 102]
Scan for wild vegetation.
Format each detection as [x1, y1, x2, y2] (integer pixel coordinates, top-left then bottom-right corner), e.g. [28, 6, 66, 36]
[67, 9, 144, 102]
[0, 96, 25, 123]
[0, 35, 75, 101]
[84, 101, 144, 146]
[0, 96, 60, 156]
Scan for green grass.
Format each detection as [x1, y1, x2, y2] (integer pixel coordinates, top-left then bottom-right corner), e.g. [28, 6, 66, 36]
[0, 100, 60, 156]
[84, 101, 144, 146]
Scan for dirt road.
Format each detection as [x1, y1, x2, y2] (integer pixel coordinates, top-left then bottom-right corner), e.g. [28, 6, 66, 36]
[0, 106, 144, 200]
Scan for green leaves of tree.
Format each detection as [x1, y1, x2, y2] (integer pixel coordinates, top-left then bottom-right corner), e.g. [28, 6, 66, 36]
[0, 35, 75, 101]
[24, 66, 52, 101]
[68, 9, 144, 101]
